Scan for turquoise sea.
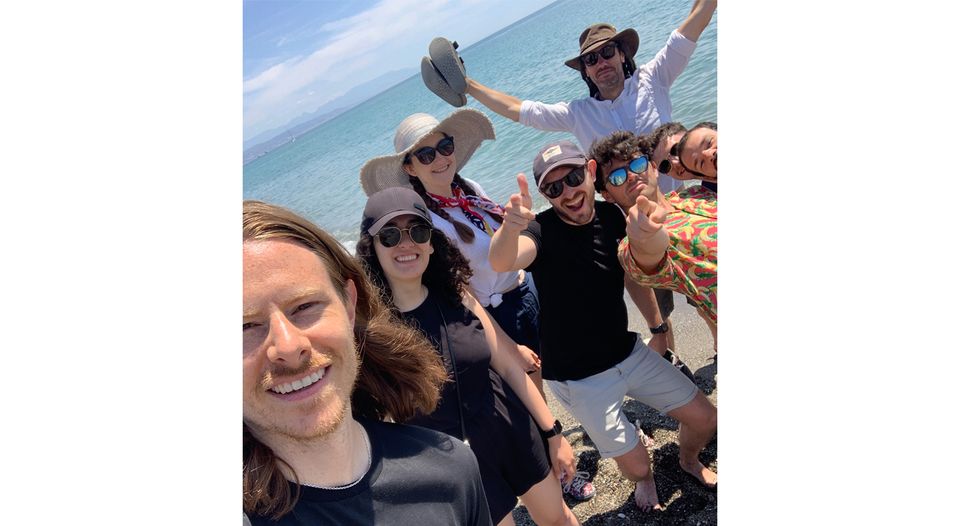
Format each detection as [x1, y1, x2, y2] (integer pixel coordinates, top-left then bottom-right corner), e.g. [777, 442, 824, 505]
[243, 0, 716, 252]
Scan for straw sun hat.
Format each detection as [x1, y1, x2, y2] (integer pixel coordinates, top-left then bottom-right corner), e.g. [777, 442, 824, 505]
[359, 108, 495, 196]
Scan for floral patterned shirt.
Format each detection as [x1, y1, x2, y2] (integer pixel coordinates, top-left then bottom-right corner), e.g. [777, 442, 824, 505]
[618, 185, 717, 323]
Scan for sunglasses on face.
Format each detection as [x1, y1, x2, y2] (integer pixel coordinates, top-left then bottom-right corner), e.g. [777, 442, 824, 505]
[658, 142, 683, 174]
[540, 167, 586, 199]
[606, 156, 649, 187]
[407, 136, 455, 165]
[581, 42, 618, 67]
[376, 224, 433, 248]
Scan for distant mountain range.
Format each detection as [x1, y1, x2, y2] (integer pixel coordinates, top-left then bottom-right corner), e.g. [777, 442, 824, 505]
[244, 68, 417, 164]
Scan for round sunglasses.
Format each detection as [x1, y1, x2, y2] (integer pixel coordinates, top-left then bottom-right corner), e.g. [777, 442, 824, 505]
[606, 156, 649, 187]
[581, 42, 618, 67]
[540, 167, 586, 199]
[375, 224, 433, 248]
[407, 136, 455, 165]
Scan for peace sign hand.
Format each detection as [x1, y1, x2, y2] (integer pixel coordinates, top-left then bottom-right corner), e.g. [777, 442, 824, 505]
[502, 173, 536, 234]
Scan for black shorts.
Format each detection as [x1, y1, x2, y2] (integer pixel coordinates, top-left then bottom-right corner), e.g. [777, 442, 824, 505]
[485, 273, 541, 355]
[467, 371, 552, 523]
[655, 288, 675, 319]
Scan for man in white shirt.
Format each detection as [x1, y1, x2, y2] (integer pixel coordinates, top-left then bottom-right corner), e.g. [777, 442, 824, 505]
[464, 0, 716, 195]
[461, 0, 717, 356]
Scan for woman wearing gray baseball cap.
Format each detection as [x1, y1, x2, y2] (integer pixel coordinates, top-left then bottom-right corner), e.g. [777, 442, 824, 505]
[360, 109, 547, 400]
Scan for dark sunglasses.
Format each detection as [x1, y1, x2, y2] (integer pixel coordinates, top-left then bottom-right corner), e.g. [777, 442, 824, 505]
[657, 159, 673, 174]
[581, 42, 618, 67]
[658, 142, 683, 174]
[541, 167, 586, 199]
[376, 224, 432, 248]
[407, 136, 455, 165]
[606, 157, 649, 187]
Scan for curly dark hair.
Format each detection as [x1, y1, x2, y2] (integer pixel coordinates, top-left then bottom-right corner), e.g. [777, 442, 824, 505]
[588, 130, 655, 192]
[650, 122, 688, 153]
[356, 221, 474, 310]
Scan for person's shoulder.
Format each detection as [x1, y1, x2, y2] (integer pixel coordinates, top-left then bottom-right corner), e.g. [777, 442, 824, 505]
[369, 420, 472, 460]
[533, 207, 556, 224]
[596, 201, 625, 222]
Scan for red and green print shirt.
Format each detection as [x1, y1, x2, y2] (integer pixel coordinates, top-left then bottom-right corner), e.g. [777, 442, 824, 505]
[618, 185, 717, 324]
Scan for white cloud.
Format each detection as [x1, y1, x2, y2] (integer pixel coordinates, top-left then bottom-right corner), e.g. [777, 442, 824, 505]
[243, 0, 543, 139]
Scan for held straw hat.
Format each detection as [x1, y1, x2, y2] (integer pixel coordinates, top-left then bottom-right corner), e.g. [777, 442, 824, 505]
[563, 23, 639, 71]
[359, 108, 495, 196]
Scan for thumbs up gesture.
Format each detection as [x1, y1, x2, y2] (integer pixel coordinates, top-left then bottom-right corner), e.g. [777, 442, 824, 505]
[502, 173, 536, 234]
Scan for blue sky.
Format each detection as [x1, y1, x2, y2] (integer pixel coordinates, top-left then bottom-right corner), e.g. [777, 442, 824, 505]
[243, 0, 555, 141]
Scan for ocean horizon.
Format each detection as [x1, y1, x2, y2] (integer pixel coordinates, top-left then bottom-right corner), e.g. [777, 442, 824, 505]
[243, 0, 717, 252]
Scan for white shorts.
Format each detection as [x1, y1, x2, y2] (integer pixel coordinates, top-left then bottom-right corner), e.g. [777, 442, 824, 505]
[546, 339, 698, 458]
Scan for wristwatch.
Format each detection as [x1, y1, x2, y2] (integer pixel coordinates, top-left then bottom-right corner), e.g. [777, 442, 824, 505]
[650, 322, 669, 334]
[540, 419, 563, 440]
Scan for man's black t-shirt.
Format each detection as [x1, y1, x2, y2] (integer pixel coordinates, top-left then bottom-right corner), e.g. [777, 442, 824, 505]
[248, 419, 492, 526]
[523, 201, 637, 381]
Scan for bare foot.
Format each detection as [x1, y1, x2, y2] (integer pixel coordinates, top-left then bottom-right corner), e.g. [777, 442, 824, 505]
[680, 460, 717, 488]
[633, 477, 663, 512]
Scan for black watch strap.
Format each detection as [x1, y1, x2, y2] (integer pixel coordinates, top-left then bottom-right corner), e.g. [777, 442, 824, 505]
[650, 322, 669, 334]
[540, 419, 562, 440]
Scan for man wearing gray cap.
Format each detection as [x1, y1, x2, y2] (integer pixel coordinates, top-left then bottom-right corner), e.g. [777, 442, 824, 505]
[489, 140, 717, 512]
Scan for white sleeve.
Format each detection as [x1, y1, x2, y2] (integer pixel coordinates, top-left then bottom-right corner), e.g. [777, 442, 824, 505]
[642, 29, 697, 90]
[519, 99, 574, 132]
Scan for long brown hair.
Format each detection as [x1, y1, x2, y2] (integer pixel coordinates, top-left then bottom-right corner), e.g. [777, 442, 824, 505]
[242, 200, 447, 519]
[407, 172, 503, 243]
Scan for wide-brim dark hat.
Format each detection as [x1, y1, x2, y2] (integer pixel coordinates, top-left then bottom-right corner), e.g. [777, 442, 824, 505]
[564, 23, 639, 71]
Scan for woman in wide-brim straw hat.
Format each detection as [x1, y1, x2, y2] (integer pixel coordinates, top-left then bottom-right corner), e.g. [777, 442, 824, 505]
[360, 109, 547, 395]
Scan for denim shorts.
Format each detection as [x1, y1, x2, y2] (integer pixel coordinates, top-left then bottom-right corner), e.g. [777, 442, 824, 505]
[484, 272, 541, 355]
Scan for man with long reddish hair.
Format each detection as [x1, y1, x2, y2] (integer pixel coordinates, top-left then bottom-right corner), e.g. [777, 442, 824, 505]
[242, 200, 492, 525]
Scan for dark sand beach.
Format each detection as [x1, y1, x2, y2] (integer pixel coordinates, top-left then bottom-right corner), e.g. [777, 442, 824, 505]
[513, 291, 718, 525]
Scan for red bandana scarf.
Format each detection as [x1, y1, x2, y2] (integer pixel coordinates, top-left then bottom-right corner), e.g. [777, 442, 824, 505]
[426, 183, 504, 236]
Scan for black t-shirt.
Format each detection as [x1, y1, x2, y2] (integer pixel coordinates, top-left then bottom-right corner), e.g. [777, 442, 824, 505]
[523, 201, 638, 381]
[248, 418, 492, 526]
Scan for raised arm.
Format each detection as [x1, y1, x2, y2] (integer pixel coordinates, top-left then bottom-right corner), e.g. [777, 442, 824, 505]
[623, 195, 670, 273]
[461, 291, 575, 483]
[489, 173, 538, 272]
[465, 78, 522, 122]
[677, 0, 718, 42]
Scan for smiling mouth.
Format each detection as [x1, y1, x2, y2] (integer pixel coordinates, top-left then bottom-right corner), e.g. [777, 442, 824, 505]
[563, 193, 585, 211]
[270, 368, 326, 395]
[395, 254, 419, 263]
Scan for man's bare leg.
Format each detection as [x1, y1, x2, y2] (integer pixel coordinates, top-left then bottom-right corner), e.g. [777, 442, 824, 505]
[667, 392, 718, 487]
[613, 442, 663, 512]
[665, 318, 676, 353]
